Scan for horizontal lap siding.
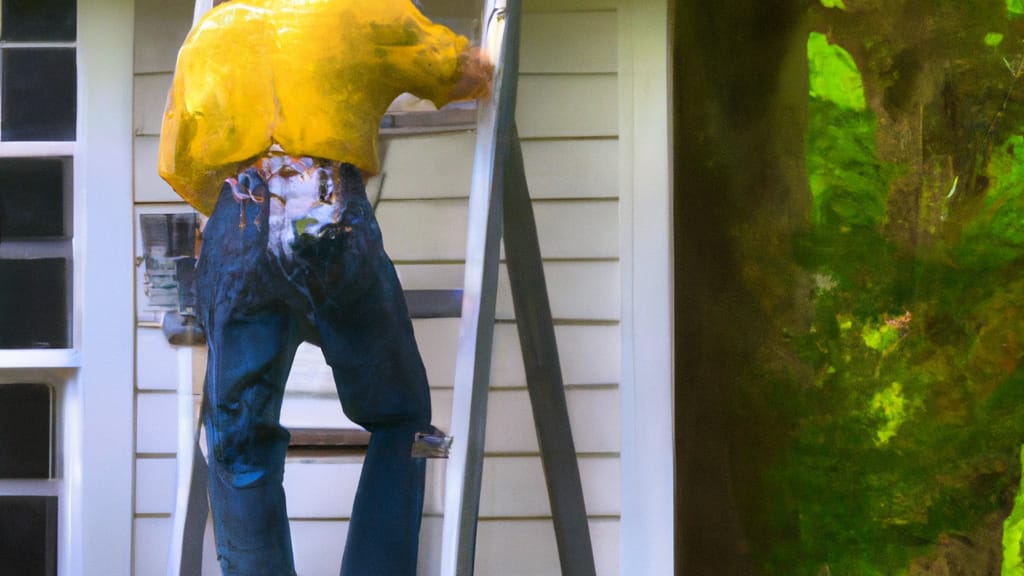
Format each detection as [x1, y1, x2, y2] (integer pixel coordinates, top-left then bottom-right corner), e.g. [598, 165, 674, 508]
[133, 0, 191, 75]
[140, 516, 626, 576]
[519, 11, 618, 74]
[475, 519, 620, 576]
[398, 262, 622, 322]
[133, 517, 172, 576]
[135, 457, 177, 514]
[412, 319, 622, 389]
[133, 73, 172, 138]
[259, 132, 621, 201]
[517, 75, 618, 138]
[131, 2, 194, 574]
[131, 1, 622, 574]
[136, 392, 178, 455]
[134, 136, 176, 203]
[428, 388, 621, 455]
[376, 199, 620, 260]
[422, 517, 620, 576]
[523, 0, 617, 12]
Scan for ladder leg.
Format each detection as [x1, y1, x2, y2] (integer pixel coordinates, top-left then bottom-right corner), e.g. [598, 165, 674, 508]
[438, 109, 505, 576]
[179, 436, 209, 575]
[439, 5, 516, 571]
[171, 0, 215, 566]
[167, 350, 208, 576]
[503, 129, 597, 576]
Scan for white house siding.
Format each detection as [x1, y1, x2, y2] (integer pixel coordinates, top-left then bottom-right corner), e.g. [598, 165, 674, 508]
[132, 1, 202, 574]
[130, 0, 624, 574]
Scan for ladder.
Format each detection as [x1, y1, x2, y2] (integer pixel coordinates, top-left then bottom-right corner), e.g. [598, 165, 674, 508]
[440, 1, 595, 574]
[167, 1, 596, 574]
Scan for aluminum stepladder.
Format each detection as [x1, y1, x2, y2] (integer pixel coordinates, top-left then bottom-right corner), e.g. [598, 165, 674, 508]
[440, 1, 595, 574]
[168, 1, 596, 574]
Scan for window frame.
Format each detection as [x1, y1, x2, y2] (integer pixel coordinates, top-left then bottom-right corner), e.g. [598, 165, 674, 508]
[0, 5, 79, 574]
[0, 18, 78, 353]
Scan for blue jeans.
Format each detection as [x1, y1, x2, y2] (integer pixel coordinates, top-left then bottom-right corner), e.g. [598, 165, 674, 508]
[196, 164, 432, 575]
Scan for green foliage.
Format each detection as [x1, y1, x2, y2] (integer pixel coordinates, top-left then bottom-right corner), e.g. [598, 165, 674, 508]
[869, 381, 917, 446]
[806, 100, 890, 231]
[800, 94, 897, 305]
[1009, 0, 1024, 16]
[820, 0, 847, 9]
[986, 32, 1006, 47]
[742, 26, 1024, 576]
[956, 135, 1024, 270]
[861, 323, 900, 352]
[1003, 447, 1024, 575]
[807, 32, 867, 111]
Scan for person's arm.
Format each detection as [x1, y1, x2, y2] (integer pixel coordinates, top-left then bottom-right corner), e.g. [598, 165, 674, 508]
[373, 2, 493, 107]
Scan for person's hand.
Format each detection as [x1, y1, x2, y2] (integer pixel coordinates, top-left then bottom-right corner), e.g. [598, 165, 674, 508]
[448, 46, 494, 102]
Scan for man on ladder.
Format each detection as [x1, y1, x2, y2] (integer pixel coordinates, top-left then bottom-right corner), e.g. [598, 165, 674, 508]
[158, 1, 491, 574]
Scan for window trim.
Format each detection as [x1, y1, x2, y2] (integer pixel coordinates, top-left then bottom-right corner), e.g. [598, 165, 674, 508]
[71, 0, 136, 574]
[617, 0, 675, 574]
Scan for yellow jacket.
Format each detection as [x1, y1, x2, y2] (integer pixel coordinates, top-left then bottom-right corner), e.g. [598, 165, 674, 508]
[159, 0, 473, 215]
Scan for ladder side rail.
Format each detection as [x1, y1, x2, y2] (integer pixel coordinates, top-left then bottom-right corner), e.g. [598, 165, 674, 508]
[440, 0, 523, 574]
[178, 438, 209, 575]
[439, 159, 502, 576]
[191, 0, 213, 28]
[503, 129, 597, 576]
[167, 348, 206, 576]
[167, 347, 208, 576]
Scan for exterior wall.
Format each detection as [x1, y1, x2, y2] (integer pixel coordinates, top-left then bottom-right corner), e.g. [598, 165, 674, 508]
[128, 0, 660, 574]
[131, 2, 204, 574]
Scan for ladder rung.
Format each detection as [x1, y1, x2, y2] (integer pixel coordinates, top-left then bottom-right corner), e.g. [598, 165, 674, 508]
[405, 289, 463, 319]
[286, 427, 451, 459]
[287, 427, 371, 449]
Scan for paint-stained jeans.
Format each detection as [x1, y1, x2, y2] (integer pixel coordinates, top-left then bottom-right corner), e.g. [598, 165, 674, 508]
[196, 164, 431, 576]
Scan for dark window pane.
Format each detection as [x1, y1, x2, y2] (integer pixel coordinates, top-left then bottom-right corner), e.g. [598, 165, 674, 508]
[0, 384, 50, 479]
[0, 258, 68, 348]
[2, 49, 76, 142]
[2, 0, 76, 42]
[0, 496, 57, 576]
[0, 158, 69, 240]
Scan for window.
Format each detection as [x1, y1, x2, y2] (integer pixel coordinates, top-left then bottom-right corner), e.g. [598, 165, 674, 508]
[0, 1, 77, 351]
[0, 3, 76, 575]
[0, 158, 73, 349]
